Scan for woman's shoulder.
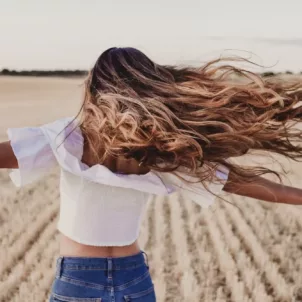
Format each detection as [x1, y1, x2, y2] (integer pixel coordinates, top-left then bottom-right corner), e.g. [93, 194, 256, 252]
[40, 116, 84, 159]
[40, 116, 81, 144]
[40, 116, 77, 136]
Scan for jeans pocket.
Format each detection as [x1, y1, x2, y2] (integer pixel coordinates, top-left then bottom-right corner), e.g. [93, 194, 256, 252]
[50, 274, 104, 302]
[51, 292, 102, 302]
[123, 286, 156, 301]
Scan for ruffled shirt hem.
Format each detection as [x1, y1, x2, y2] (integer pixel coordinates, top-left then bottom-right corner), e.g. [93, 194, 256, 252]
[7, 117, 229, 200]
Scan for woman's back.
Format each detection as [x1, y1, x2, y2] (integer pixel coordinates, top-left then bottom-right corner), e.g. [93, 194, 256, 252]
[63, 128, 152, 257]
[65, 126, 152, 257]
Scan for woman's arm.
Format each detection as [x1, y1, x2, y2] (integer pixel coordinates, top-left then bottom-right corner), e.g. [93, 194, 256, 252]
[0, 141, 18, 169]
[223, 172, 302, 205]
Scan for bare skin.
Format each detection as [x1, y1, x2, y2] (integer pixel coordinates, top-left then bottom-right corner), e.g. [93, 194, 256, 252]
[1, 140, 302, 258]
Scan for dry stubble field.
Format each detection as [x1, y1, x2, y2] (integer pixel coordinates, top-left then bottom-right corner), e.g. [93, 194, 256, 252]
[1, 77, 302, 302]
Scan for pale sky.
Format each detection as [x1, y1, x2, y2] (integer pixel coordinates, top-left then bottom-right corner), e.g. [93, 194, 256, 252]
[1, 0, 302, 72]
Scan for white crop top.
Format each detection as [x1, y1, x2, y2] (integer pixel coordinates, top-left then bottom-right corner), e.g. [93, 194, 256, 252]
[7, 117, 229, 246]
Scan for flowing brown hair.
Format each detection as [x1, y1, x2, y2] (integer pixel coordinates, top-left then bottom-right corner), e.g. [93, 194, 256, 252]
[74, 47, 302, 186]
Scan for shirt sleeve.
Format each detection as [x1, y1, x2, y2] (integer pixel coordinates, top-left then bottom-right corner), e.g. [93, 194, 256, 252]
[179, 167, 229, 208]
[160, 166, 229, 208]
[7, 126, 58, 187]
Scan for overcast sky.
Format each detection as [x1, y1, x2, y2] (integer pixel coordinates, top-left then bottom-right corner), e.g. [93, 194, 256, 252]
[1, 0, 302, 72]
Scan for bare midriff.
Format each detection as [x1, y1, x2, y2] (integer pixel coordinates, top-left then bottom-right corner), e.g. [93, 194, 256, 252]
[59, 234, 141, 258]
[58, 147, 150, 258]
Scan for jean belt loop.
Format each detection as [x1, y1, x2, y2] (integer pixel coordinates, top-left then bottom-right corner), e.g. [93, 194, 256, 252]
[56, 257, 64, 278]
[107, 257, 113, 280]
[142, 251, 149, 267]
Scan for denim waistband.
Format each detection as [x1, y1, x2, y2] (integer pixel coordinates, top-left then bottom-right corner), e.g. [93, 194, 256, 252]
[56, 251, 149, 274]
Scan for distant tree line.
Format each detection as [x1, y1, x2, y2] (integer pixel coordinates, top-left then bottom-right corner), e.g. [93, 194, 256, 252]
[0, 68, 301, 78]
[0, 68, 88, 77]
[261, 71, 299, 77]
[229, 70, 301, 78]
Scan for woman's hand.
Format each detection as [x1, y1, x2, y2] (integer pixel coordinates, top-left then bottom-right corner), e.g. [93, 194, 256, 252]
[0, 141, 18, 169]
[223, 171, 302, 205]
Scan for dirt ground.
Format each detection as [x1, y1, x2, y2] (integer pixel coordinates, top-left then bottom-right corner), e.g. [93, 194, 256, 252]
[1, 76, 302, 302]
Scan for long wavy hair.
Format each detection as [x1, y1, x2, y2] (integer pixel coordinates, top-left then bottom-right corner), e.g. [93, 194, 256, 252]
[75, 47, 302, 186]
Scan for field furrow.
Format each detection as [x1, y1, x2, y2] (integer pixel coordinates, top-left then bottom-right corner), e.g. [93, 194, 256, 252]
[0, 217, 58, 302]
[214, 202, 272, 302]
[222, 200, 294, 301]
[236, 200, 302, 286]
[185, 200, 231, 302]
[170, 195, 198, 301]
[143, 196, 156, 274]
[0, 202, 59, 277]
[151, 196, 167, 301]
[0, 187, 58, 247]
[203, 205, 250, 302]
[8, 234, 59, 302]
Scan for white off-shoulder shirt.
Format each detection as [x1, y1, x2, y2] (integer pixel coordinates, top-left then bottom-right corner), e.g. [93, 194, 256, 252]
[7, 117, 229, 246]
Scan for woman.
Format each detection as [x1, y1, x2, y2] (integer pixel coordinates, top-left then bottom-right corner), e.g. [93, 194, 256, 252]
[1, 47, 302, 302]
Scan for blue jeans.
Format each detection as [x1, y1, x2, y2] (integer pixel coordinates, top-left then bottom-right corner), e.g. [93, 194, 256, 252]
[49, 251, 156, 302]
